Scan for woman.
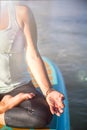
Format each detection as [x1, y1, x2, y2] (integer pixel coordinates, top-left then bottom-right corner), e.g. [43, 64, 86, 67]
[0, 2, 64, 128]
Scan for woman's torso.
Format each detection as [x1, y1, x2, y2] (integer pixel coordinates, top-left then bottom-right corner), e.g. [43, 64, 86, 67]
[0, 4, 31, 93]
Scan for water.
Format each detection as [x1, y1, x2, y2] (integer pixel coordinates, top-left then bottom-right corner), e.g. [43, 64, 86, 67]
[21, 0, 87, 130]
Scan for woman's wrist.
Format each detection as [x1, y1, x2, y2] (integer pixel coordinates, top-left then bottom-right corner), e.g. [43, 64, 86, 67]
[45, 87, 54, 98]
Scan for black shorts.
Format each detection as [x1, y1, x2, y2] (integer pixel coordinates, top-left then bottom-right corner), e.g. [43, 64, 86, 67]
[0, 81, 52, 128]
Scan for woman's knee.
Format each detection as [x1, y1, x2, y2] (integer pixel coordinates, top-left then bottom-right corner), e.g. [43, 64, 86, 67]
[35, 108, 53, 128]
[28, 107, 52, 128]
[30, 95, 53, 128]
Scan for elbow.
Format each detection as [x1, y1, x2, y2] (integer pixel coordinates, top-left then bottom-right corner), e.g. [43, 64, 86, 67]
[26, 52, 41, 64]
[32, 54, 41, 62]
[31, 53, 40, 60]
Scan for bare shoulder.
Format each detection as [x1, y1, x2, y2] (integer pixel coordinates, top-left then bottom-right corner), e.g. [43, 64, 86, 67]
[15, 5, 33, 20]
[15, 5, 35, 29]
[15, 5, 37, 44]
[16, 5, 28, 13]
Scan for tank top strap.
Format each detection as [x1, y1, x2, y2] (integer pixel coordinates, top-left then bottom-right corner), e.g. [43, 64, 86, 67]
[6, 4, 20, 53]
[8, 4, 19, 30]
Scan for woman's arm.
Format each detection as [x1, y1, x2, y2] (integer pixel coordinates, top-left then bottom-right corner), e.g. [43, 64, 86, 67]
[22, 6, 64, 116]
[22, 6, 52, 96]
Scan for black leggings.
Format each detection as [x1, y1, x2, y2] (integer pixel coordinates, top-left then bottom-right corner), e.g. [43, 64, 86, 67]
[0, 81, 52, 128]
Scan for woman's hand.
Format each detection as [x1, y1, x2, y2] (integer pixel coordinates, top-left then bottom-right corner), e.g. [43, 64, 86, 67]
[0, 93, 35, 113]
[46, 90, 64, 116]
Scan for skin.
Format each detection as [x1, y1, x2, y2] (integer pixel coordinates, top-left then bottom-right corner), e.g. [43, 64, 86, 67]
[0, 5, 64, 125]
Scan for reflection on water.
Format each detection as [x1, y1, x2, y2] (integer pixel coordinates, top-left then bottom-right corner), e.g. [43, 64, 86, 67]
[22, 0, 87, 130]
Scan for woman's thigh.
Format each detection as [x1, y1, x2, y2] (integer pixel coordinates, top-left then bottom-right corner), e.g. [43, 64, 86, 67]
[8, 81, 40, 96]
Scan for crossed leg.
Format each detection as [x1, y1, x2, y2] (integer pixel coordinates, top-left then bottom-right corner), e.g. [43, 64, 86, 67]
[0, 81, 52, 128]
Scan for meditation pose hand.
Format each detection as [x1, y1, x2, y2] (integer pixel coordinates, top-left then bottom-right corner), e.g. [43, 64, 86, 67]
[46, 89, 64, 116]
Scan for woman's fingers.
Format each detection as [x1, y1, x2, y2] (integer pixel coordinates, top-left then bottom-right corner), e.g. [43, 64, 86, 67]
[49, 105, 55, 115]
[28, 93, 35, 98]
[47, 96, 64, 116]
[59, 93, 65, 100]
[49, 105, 61, 116]
[48, 99, 63, 116]
[55, 100, 64, 114]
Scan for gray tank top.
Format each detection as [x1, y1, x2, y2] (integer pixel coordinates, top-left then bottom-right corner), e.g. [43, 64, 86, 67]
[0, 5, 31, 93]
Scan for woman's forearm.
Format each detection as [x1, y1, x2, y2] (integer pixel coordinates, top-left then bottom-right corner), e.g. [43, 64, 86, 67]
[26, 53, 52, 96]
